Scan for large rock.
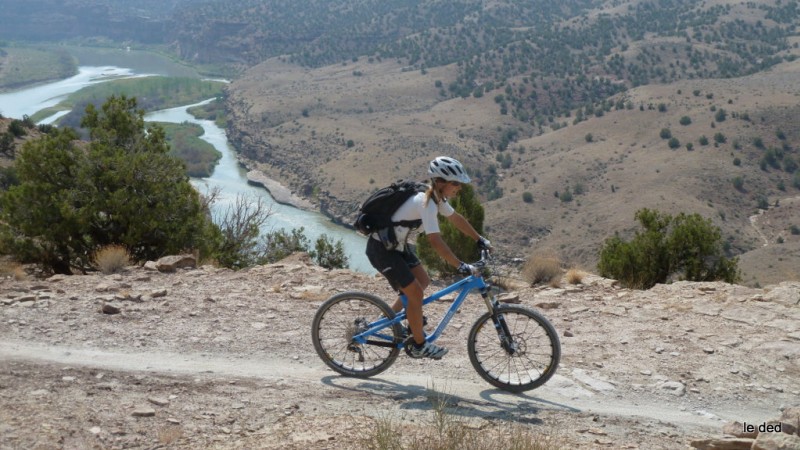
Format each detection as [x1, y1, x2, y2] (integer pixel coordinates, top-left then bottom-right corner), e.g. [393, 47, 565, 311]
[781, 407, 800, 427]
[762, 282, 800, 307]
[752, 432, 800, 450]
[155, 255, 196, 273]
[690, 438, 755, 450]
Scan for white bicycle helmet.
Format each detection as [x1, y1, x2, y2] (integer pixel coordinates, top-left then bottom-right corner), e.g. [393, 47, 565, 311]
[428, 156, 471, 183]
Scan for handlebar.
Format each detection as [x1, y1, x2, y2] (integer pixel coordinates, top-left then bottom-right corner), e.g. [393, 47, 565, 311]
[458, 249, 492, 275]
[474, 249, 492, 268]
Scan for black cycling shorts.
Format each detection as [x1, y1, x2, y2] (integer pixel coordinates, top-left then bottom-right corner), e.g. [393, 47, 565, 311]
[366, 238, 421, 291]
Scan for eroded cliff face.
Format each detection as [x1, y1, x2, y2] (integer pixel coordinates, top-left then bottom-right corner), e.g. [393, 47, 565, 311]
[221, 57, 461, 228]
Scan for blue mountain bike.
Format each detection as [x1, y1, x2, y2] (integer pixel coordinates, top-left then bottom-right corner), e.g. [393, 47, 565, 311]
[311, 252, 561, 393]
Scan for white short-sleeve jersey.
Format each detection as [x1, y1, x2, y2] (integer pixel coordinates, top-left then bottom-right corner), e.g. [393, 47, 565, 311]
[389, 191, 455, 250]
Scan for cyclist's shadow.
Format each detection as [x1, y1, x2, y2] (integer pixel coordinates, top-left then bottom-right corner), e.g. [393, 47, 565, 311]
[321, 375, 579, 425]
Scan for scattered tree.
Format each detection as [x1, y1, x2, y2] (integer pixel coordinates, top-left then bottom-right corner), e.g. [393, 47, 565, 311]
[310, 234, 349, 269]
[0, 96, 219, 274]
[522, 191, 534, 203]
[598, 209, 740, 289]
[732, 176, 745, 191]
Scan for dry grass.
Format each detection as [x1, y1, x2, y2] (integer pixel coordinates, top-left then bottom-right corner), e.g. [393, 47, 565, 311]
[0, 259, 28, 281]
[92, 245, 132, 275]
[522, 249, 562, 286]
[565, 268, 586, 285]
[157, 426, 183, 445]
[362, 387, 567, 450]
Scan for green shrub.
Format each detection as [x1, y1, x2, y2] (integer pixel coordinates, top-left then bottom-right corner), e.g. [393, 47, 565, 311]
[259, 227, 310, 263]
[7, 120, 26, 138]
[679, 116, 692, 125]
[522, 191, 534, 203]
[310, 234, 349, 269]
[0, 96, 219, 274]
[783, 156, 798, 173]
[699, 136, 709, 146]
[660, 128, 672, 139]
[417, 184, 485, 275]
[668, 137, 680, 149]
[214, 195, 272, 269]
[597, 209, 740, 289]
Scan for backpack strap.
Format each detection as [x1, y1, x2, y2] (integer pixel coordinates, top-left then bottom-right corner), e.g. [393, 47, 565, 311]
[392, 219, 423, 229]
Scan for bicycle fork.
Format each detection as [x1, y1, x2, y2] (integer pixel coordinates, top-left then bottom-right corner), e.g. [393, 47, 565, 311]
[481, 289, 519, 355]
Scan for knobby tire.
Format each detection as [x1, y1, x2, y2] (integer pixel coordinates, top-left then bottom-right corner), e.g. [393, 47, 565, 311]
[311, 291, 402, 378]
[467, 305, 561, 392]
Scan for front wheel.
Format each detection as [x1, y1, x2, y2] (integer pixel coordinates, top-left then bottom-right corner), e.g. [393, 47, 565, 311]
[467, 305, 561, 392]
[311, 291, 403, 378]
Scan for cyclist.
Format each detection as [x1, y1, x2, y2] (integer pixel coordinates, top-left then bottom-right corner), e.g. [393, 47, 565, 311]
[365, 156, 492, 359]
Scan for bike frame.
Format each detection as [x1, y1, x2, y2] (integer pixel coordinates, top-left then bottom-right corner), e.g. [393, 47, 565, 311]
[351, 273, 495, 349]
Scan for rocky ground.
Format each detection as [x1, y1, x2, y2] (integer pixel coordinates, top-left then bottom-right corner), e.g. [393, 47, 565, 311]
[1, 254, 799, 449]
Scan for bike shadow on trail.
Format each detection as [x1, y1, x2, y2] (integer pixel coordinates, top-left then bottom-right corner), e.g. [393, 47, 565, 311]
[321, 375, 580, 425]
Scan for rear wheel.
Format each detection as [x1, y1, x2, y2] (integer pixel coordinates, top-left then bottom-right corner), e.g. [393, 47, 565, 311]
[311, 291, 402, 378]
[467, 305, 560, 392]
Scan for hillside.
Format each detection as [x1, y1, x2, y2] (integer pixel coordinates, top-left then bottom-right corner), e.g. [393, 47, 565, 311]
[210, 0, 800, 287]
[0, 256, 798, 448]
[225, 56, 800, 287]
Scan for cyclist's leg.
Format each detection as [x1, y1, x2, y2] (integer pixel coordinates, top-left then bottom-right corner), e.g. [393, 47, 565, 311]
[391, 264, 430, 312]
[399, 279, 425, 345]
[401, 271, 448, 359]
[367, 237, 418, 312]
[398, 246, 431, 345]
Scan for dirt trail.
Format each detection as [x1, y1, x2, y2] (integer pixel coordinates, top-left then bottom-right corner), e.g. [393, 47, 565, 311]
[1, 339, 754, 430]
[1, 259, 798, 449]
[748, 193, 800, 247]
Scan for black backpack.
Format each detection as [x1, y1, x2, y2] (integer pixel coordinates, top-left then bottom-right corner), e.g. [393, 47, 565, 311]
[353, 180, 427, 245]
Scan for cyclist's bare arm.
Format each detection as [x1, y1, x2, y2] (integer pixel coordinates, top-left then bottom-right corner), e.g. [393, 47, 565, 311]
[445, 212, 480, 241]
[426, 232, 462, 269]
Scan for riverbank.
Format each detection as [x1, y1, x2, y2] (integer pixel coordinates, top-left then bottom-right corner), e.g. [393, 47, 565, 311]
[245, 169, 315, 210]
